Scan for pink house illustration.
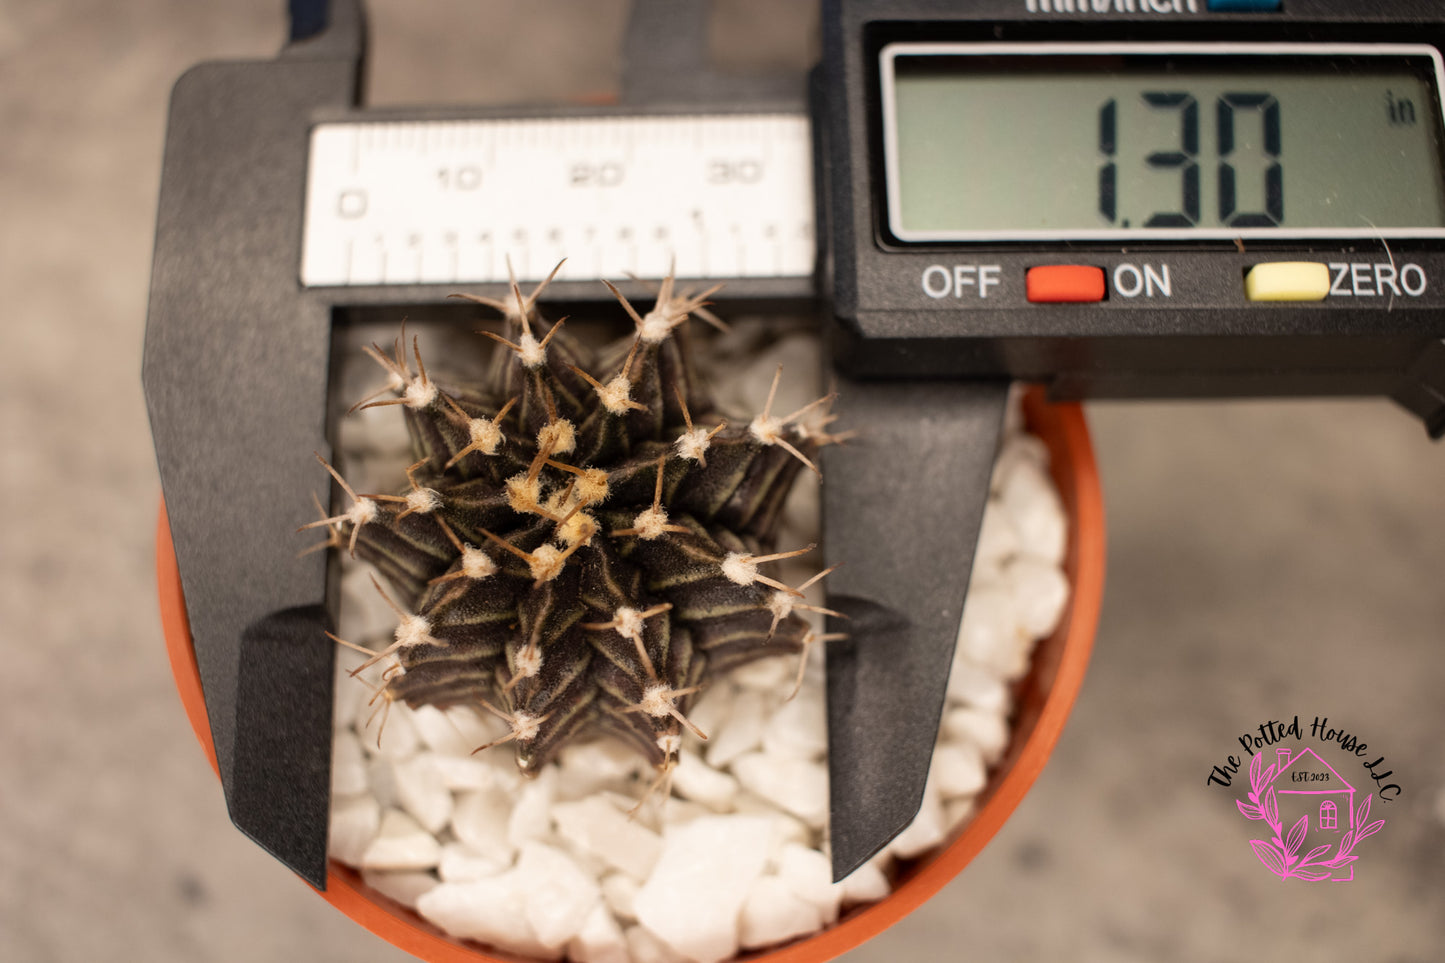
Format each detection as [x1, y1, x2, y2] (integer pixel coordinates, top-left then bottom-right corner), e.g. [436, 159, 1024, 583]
[1263, 746, 1357, 882]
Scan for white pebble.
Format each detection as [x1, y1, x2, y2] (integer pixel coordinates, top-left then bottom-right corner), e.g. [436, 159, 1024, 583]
[728, 656, 793, 692]
[1007, 557, 1071, 639]
[555, 739, 648, 801]
[359, 700, 420, 760]
[430, 753, 497, 792]
[437, 841, 510, 883]
[932, 742, 987, 800]
[731, 793, 813, 853]
[1001, 383, 1028, 438]
[839, 855, 892, 905]
[942, 705, 1011, 764]
[683, 684, 735, 745]
[508, 765, 558, 847]
[999, 458, 1067, 566]
[515, 842, 604, 950]
[367, 756, 398, 810]
[362, 809, 441, 871]
[990, 432, 1050, 495]
[338, 562, 403, 643]
[972, 500, 1019, 579]
[671, 750, 739, 812]
[626, 925, 688, 963]
[417, 878, 562, 961]
[944, 796, 978, 830]
[705, 689, 769, 769]
[738, 875, 824, 950]
[445, 704, 508, 747]
[945, 661, 1012, 715]
[567, 904, 631, 963]
[481, 749, 526, 794]
[328, 793, 380, 867]
[332, 648, 369, 731]
[451, 787, 516, 864]
[552, 796, 663, 882]
[732, 753, 829, 828]
[331, 729, 369, 796]
[762, 686, 827, 761]
[360, 869, 439, 910]
[409, 705, 473, 756]
[954, 583, 1026, 679]
[338, 401, 412, 458]
[601, 873, 640, 922]
[634, 816, 774, 963]
[393, 754, 453, 835]
[652, 796, 712, 827]
[777, 843, 842, 924]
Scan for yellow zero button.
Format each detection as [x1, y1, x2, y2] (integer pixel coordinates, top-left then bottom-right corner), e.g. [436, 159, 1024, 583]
[1244, 262, 1331, 302]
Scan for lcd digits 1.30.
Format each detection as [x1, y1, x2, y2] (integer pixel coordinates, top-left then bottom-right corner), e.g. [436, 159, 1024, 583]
[881, 43, 1445, 241]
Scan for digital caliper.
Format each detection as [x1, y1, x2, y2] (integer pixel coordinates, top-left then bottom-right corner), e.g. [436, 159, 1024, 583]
[811, 0, 1445, 876]
[143, 0, 1445, 890]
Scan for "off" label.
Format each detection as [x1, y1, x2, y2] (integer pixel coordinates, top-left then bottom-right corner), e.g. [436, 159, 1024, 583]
[922, 264, 1002, 299]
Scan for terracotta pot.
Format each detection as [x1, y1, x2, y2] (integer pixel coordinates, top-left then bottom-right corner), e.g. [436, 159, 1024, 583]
[157, 386, 1105, 963]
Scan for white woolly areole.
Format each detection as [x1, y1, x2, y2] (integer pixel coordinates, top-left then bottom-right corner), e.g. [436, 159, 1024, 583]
[405, 487, 442, 514]
[346, 498, 379, 527]
[638, 684, 679, 718]
[536, 419, 576, 456]
[630, 506, 671, 540]
[505, 473, 541, 514]
[513, 645, 543, 680]
[749, 414, 783, 445]
[720, 551, 759, 586]
[675, 427, 711, 462]
[529, 543, 566, 582]
[597, 376, 636, 415]
[638, 309, 673, 344]
[467, 418, 503, 454]
[511, 711, 543, 742]
[460, 546, 496, 580]
[395, 613, 434, 649]
[612, 606, 645, 641]
[557, 512, 597, 548]
[517, 332, 546, 368]
[767, 590, 794, 622]
[403, 379, 439, 409]
[655, 732, 682, 756]
[574, 468, 609, 506]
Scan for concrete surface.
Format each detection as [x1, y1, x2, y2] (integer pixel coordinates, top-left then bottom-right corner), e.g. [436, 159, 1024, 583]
[2, 2, 1443, 961]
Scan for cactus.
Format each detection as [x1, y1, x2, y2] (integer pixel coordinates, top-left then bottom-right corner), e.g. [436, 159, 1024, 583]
[307, 264, 841, 779]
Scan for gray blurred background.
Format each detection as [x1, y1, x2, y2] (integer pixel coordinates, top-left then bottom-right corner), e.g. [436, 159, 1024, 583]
[3, 1, 1444, 960]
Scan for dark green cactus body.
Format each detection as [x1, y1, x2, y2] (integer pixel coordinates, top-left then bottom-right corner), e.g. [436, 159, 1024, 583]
[327, 277, 825, 774]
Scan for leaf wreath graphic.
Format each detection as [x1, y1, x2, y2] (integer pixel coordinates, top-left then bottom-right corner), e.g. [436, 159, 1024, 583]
[1236, 755, 1385, 879]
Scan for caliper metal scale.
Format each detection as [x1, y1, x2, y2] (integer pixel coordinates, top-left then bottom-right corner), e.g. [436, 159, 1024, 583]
[143, 0, 1445, 891]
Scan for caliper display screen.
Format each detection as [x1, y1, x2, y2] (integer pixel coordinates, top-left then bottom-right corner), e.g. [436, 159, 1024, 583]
[882, 43, 1445, 241]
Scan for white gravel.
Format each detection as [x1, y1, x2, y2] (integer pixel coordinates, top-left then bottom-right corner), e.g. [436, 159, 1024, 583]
[325, 331, 1072, 962]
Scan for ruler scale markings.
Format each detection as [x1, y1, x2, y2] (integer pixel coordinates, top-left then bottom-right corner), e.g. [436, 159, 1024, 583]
[301, 114, 813, 287]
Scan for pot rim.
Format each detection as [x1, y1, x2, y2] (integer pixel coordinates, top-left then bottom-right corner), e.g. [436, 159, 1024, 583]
[157, 386, 1105, 963]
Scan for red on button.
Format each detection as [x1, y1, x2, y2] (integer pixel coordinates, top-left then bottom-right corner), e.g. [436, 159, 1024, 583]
[1026, 265, 1107, 303]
